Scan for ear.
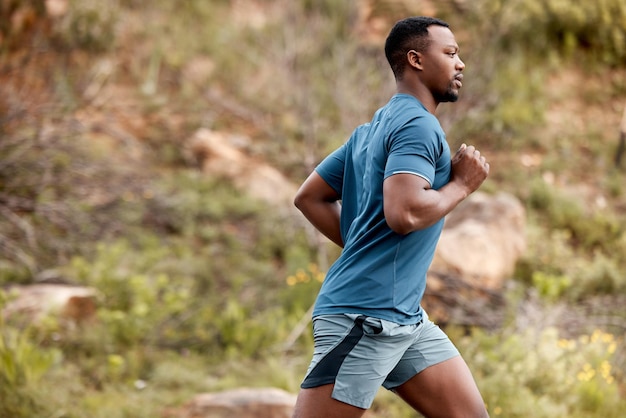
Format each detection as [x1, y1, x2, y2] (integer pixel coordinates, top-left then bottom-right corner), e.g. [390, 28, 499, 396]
[407, 50, 423, 70]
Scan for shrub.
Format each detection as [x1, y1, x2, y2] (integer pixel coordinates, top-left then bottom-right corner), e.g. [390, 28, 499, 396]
[53, 0, 120, 52]
[473, 0, 626, 65]
[0, 291, 60, 418]
[455, 325, 625, 418]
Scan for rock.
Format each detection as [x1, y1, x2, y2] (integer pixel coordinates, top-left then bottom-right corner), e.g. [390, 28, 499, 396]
[424, 192, 526, 327]
[179, 387, 297, 418]
[2, 284, 98, 324]
[432, 191, 526, 289]
[45, 0, 69, 17]
[187, 129, 298, 209]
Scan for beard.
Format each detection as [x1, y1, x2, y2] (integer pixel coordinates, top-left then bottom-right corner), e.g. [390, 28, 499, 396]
[436, 83, 460, 103]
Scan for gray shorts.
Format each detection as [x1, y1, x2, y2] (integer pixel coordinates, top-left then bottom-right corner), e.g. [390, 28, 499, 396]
[300, 312, 459, 409]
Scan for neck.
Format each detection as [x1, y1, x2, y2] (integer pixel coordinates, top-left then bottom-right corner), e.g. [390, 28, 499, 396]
[396, 81, 438, 114]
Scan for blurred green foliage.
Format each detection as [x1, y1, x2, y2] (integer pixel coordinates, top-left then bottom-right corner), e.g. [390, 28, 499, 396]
[55, 0, 120, 52]
[0, 291, 60, 418]
[477, 0, 626, 66]
[1, 0, 625, 416]
[453, 326, 625, 418]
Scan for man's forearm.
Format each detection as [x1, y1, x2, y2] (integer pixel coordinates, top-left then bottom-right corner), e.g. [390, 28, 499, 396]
[298, 200, 344, 247]
[294, 171, 345, 247]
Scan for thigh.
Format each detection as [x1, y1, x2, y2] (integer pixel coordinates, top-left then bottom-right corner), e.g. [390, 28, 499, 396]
[383, 315, 460, 389]
[383, 318, 487, 417]
[299, 315, 419, 411]
[394, 355, 489, 418]
[292, 384, 367, 418]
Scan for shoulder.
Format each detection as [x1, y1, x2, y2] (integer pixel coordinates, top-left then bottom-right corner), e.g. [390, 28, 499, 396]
[388, 95, 441, 132]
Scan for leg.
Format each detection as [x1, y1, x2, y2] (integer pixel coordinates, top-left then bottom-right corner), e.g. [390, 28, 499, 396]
[295, 314, 421, 417]
[394, 355, 488, 418]
[292, 384, 367, 418]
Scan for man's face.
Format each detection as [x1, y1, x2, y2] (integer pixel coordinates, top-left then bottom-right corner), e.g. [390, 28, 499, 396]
[420, 25, 465, 103]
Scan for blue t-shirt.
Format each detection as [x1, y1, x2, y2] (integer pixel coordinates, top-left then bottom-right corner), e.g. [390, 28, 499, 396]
[313, 94, 451, 325]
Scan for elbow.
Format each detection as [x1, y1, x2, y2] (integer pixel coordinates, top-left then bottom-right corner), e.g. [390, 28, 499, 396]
[384, 198, 420, 234]
[385, 214, 417, 236]
[388, 224, 412, 236]
[293, 187, 311, 213]
[385, 210, 434, 235]
[293, 190, 305, 212]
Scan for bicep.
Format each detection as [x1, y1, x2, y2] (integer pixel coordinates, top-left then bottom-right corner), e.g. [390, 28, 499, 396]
[383, 173, 432, 234]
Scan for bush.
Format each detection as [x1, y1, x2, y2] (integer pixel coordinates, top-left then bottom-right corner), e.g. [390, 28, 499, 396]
[474, 0, 626, 65]
[53, 0, 120, 52]
[0, 291, 60, 418]
[455, 325, 625, 418]
[516, 177, 626, 302]
[60, 231, 317, 358]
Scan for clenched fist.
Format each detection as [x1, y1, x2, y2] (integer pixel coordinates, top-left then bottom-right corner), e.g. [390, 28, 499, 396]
[450, 143, 490, 196]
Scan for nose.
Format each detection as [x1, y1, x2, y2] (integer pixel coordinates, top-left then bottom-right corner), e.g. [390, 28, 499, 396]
[456, 56, 465, 71]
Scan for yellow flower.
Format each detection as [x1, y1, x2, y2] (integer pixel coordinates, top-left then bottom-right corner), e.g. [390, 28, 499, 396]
[296, 269, 309, 283]
[577, 364, 596, 382]
[600, 361, 612, 380]
[608, 342, 616, 354]
[591, 329, 602, 343]
[557, 338, 574, 349]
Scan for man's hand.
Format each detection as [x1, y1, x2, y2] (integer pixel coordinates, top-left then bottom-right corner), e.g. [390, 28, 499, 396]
[450, 143, 490, 197]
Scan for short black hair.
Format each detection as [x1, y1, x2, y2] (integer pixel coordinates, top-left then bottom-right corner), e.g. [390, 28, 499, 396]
[384, 16, 450, 80]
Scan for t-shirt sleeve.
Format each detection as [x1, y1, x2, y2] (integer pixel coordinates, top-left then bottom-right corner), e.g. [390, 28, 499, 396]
[314, 143, 346, 197]
[384, 116, 442, 187]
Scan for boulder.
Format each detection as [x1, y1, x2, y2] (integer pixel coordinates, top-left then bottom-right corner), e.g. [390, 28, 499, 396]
[432, 191, 526, 289]
[424, 192, 526, 327]
[187, 129, 298, 209]
[179, 387, 297, 418]
[2, 284, 98, 324]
